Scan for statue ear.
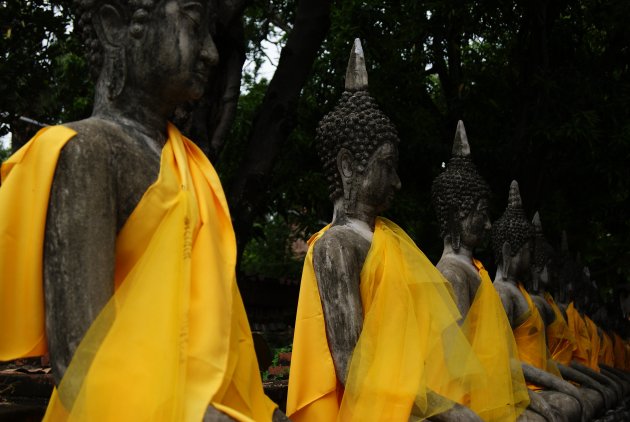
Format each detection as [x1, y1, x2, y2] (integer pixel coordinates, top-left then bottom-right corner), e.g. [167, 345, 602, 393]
[501, 241, 512, 280]
[93, 4, 127, 47]
[337, 148, 354, 179]
[448, 208, 461, 251]
[92, 4, 127, 99]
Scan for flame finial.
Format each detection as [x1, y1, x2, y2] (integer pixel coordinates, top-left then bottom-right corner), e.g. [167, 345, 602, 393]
[452, 120, 471, 157]
[345, 38, 368, 91]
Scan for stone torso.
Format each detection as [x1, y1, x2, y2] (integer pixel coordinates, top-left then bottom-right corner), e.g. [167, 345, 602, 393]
[436, 254, 481, 316]
[494, 280, 531, 328]
[43, 117, 162, 382]
[312, 223, 370, 383]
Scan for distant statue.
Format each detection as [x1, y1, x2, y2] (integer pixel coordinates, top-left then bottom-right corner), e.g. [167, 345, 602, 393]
[432, 121, 536, 421]
[529, 213, 615, 417]
[287, 39, 482, 421]
[0, 0, 283, 420]
[491, 181, 588, 422]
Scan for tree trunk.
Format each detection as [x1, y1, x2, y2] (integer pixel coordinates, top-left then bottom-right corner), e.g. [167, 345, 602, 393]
[227, 0, 333, 256]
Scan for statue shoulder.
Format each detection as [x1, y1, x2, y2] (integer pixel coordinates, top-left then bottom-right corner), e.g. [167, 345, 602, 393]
[436, 255, 478, 286]
[492, 280, 525, 308]
[57, 118, 120, 163]
[55, 117, 161, 232]
[532, 294, 554, 325]
[437, 255, 482, 315]
[313, 225, 371, 270]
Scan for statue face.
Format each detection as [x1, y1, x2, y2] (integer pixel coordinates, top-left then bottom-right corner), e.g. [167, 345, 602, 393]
[459, 197, 491, 249]
[509, 240, 533, 279]
[127, 0, 218, 104]
[354, 142, 401, 215]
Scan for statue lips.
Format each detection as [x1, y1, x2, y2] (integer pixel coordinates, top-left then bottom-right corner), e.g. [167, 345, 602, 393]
[194, 65, 209, 81]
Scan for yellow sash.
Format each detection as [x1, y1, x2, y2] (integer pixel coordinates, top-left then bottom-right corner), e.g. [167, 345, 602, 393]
[565, 303, 591, 366]
[583, 316, 601, 372]
[287, 218, 482, 421]
[0, 124, 276, 421]
[462, 260, 529, 421]
[514, 285, 562, 384]
[599, 332, 614, 366]
[544, 293, 576, 366]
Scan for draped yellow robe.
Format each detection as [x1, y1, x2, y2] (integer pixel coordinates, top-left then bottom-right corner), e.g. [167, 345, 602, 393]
[0, 124, 276, 421]
[583, 316, 601, 372]
[513, 285, 562, 386]
[287, 218, 483, 421]
[462, 260, 529, 421]
[544, 293, 576, 366]
[565, 303, 591, 366]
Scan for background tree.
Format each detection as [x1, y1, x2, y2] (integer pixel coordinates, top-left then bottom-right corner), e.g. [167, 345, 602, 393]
[2, 0, 629, 308]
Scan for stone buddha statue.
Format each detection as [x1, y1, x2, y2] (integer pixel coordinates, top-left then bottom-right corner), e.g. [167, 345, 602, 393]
[432, 121, 492, 316]
[529, 213, 614, 417]
[491, 181, 588, 422]
[0, 1, 283, 420]
[287, 39, 481, 422]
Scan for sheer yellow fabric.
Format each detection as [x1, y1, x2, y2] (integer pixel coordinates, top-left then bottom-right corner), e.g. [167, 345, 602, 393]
[513, 285, 562, 386]
[599, 332, 614, 366]
[566, 303, 591, 366]
[0, 124, 276, 421]
[0, 126, 76, 360]
[613, 333, 627, 369]
[544, 293, 576, 366]
[461, 260, 529, 422]
[287, 218, 483, 421]
[583, 316, 601, 372]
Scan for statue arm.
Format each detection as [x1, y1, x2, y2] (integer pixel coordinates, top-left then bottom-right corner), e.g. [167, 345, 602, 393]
[438, 267, 470, 317]
[521, 363, 582, 401]
[571, 361, 623, 399]
[313, 234, 364, 386]
[44, 136, 117, 385]
[526, 388, 561, 422]
[494, 283, 516, 327]
[557, 363, 613, 408]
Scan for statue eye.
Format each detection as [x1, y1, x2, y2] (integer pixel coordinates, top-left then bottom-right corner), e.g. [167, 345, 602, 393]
[182, 2, 203, 27]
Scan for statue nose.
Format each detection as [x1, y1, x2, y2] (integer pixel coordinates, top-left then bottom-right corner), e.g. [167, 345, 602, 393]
[201, 34, 219, 67]
[393, 172, 401, 191]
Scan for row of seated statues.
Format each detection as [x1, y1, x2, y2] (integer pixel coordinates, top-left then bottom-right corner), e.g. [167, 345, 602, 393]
[286, 39, 630, 422]
[0, 0, 627, 419]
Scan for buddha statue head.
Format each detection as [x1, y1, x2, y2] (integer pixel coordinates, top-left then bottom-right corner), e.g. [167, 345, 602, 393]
[316, 39, 401, 225]
[75, 0, 218, 113]
[530, 211, 555, 292]
[431, 121, 492, 253]
[491, 181, 534, 282]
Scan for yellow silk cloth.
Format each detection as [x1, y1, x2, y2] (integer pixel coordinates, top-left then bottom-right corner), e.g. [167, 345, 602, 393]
[613, 333, 627, 369]
[0, 124, 276, 421]
[544, 293, 576, 366]
[463, 260, 529, 421]
[513, 285, 562, 383]
[287, 218, 483, 421]
[599, 332, 615, 366]
[583, 316, 601, 372]
[566, 303, 591, 366]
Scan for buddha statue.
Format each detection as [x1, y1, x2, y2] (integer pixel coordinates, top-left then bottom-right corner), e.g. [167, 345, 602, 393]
[287, 39, 482, 421]
[491, 181, 588, 422]
[0, 1, 284, 420]
[530, 213, 614, 417]
[432, 121, 546, 421]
